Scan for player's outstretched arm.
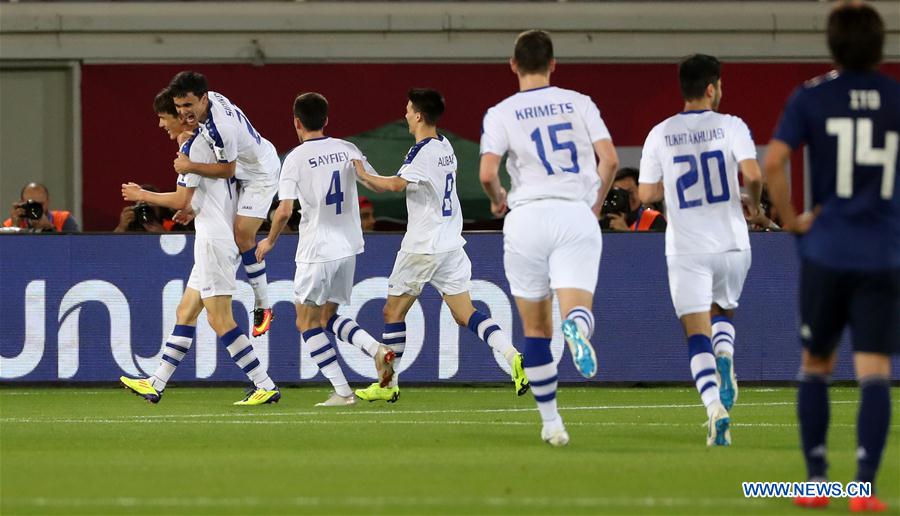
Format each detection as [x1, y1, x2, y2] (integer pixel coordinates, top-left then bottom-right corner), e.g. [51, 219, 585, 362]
[639, 182, 664, 205]
[351, 159, 407, 193]
[121, 182, 193, 211]
[739, 158, 763, 219]
[173, 152, 236, 179]
[479, 152, 507, 217]
[763, 139, 809, 233]
[593, 140, 620, 216]
[257, 199, 292, 263]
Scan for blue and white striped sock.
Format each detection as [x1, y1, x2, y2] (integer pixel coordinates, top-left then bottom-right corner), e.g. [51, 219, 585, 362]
[150, 324, 195, 391]
[241, 247, 269, 309]
[383, 322, 406, 388]
[523, 337, 560, 424]
[688, 334, 720, 413]
[566, 306, 594, 340]
[304, 328, 351, 397]
[466, 311, 516, 366]
[221, 326, 275, 390]
[712, 315, 735, 357]
[327, 314, 380, 357]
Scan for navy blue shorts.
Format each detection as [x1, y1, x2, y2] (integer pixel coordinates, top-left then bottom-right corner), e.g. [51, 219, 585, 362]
[799, 259, 900, 357]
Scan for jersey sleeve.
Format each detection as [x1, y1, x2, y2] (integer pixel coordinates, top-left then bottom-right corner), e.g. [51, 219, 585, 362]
[772, 88, 808, 149]
[730, 117, 758, 162]
[479, 108, 509, 156]
[277, 154, 301, 200]
[206, 116, 239, 164]
[396, 151, 429, 184]
[177, 173, 201, 188]
[638, 129, 664, 184]
[581, 97, 613, 143]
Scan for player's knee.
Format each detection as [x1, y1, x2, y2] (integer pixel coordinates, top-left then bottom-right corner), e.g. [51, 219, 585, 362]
[801, 350, 837, 375]
[175, 303, 197, 325]
[206, 313, 234, 335]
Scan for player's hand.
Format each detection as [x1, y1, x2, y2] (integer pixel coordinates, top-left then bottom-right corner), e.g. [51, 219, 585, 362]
[173, 152, 192, 174]
[256, 239, 274, 263]
[491, 187, 508, 217]
[121, 183, 143, 202]
[787, 210, 817, 235]
[172, 207, 195, 225]
[606, 212, 629, 231]
[740, 193, 761, 221]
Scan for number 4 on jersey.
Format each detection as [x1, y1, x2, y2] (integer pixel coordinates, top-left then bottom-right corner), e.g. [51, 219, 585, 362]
[326, 170, 344, 214]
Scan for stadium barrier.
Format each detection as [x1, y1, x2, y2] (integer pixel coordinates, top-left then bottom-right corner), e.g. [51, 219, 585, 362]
[1, 233, 894, 383]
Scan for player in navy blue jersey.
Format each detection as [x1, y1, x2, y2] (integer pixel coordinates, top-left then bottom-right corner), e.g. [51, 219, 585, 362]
[765, 2, 898, 512]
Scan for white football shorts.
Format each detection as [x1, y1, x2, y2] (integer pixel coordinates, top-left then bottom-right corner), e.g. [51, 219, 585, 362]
[236, 179, 277, 219]
[388, 248, 472, 297]
[503, 199, 603, 299]
[666, 249, 752, 318]
[187, 238, 240, 299]
[293, 255, 356, 306]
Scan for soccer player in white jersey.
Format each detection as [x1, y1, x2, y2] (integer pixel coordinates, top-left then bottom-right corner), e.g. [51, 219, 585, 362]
[256, 92, 395, 407]
[168, 71, 278, 338]
[119, 88, 280, 406]
[480, 30, 620, 446]
[350, 88, 530, 403]
[638, 54, 762, 446]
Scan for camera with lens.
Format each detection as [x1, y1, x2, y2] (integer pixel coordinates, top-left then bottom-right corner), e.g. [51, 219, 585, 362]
[602, 188, 631, 216]
[132, 202, 159, 226]
[20, 200, 44, 220]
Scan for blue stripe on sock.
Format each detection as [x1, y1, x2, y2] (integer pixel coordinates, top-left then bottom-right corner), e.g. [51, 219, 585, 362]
[712, 331, 733, 342]
[522, 337, 553, 367]
[241, 358, 260, 374]
[318, 355, 338, 368]
[687, 334, 714, 358]
[567, 307, 592, 321]
[394, 352, 404, 358]
[534, 392, 557, 403]
[173, 325, 196, 338]
[241, 247, 257, 265]
[347, 326, 360, 343]
[383, 336, 406, 345]
[232, 345, 252, 363]
[712, 315, 731, 325]
[310, 344, 332, 358]
[161, 354, 180, 366]
[165, 342, 189, 354]
[326, 314, 339, 333]
[699, 381, 717, 395]
[220, 326, 243, 347]
[246, 268, 266, 279]
[384, 322, 406, 333]
[336, 319, 352, 338]
[482, 324, 500, 342]
[693, 368, 717, 381]
[466, 311, 489, 333]
[302, 328, 324, 341]
[529, 375, 558, 387]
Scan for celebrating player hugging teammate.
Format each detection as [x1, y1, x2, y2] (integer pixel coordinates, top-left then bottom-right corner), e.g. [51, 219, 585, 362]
[638, 54, 763, 446]
[351, 88, 530, 403]
[119, 88, 280, 406]
[479, 30, 620, 446]
[168, 71, 280, 338]
[256, 92, 396, 407]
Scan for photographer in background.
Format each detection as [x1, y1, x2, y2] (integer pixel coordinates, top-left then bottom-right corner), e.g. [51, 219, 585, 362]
[3, 182, 80, 233]
[600, 168, 666, 231]
[114, 184, 187, 232]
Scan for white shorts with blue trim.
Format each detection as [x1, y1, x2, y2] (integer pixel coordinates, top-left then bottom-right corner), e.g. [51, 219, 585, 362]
[666, 249, 751, 318]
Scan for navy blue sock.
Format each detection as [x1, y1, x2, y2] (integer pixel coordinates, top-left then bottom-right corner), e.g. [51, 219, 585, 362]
[855, 377, 891, 487]
[797, 373, 830, 480]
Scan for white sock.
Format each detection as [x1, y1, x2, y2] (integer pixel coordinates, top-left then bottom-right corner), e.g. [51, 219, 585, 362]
[383, 322, 406, 388]
[466, 311, 517, 366]
[241, 247, 269, 309]
[566, 306, 594, 339]
[327, 314, 380, 357]
[221, 326, 275, 391]
[150, 324, 195, 391]
[304, 328, 351, 397]
[712, 316, 736, 357]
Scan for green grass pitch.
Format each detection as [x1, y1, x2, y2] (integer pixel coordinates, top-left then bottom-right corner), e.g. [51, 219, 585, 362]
[1, 385, 898, 515]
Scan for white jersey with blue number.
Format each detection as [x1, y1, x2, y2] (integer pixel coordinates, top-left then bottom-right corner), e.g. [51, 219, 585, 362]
[199, 91, 280, 186]
[639, 110, 756, 256]
[177, 133, 237, 241]
[397, 135, 466, 254]
[279, 137, 366, 263]
[480, 86, 612, 209]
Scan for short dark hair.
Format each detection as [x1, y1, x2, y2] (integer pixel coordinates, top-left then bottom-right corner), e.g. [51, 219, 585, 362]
[407, 88, 445, 126]
[514, 30, 554, 75]
[614, 167, 640, 185]
[153, 88, 177, 117]
[168, 71, 208, 99]
[678, 54, 721, 100]
[827, 2, 884, 71]
[293, 92, 328, 131]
